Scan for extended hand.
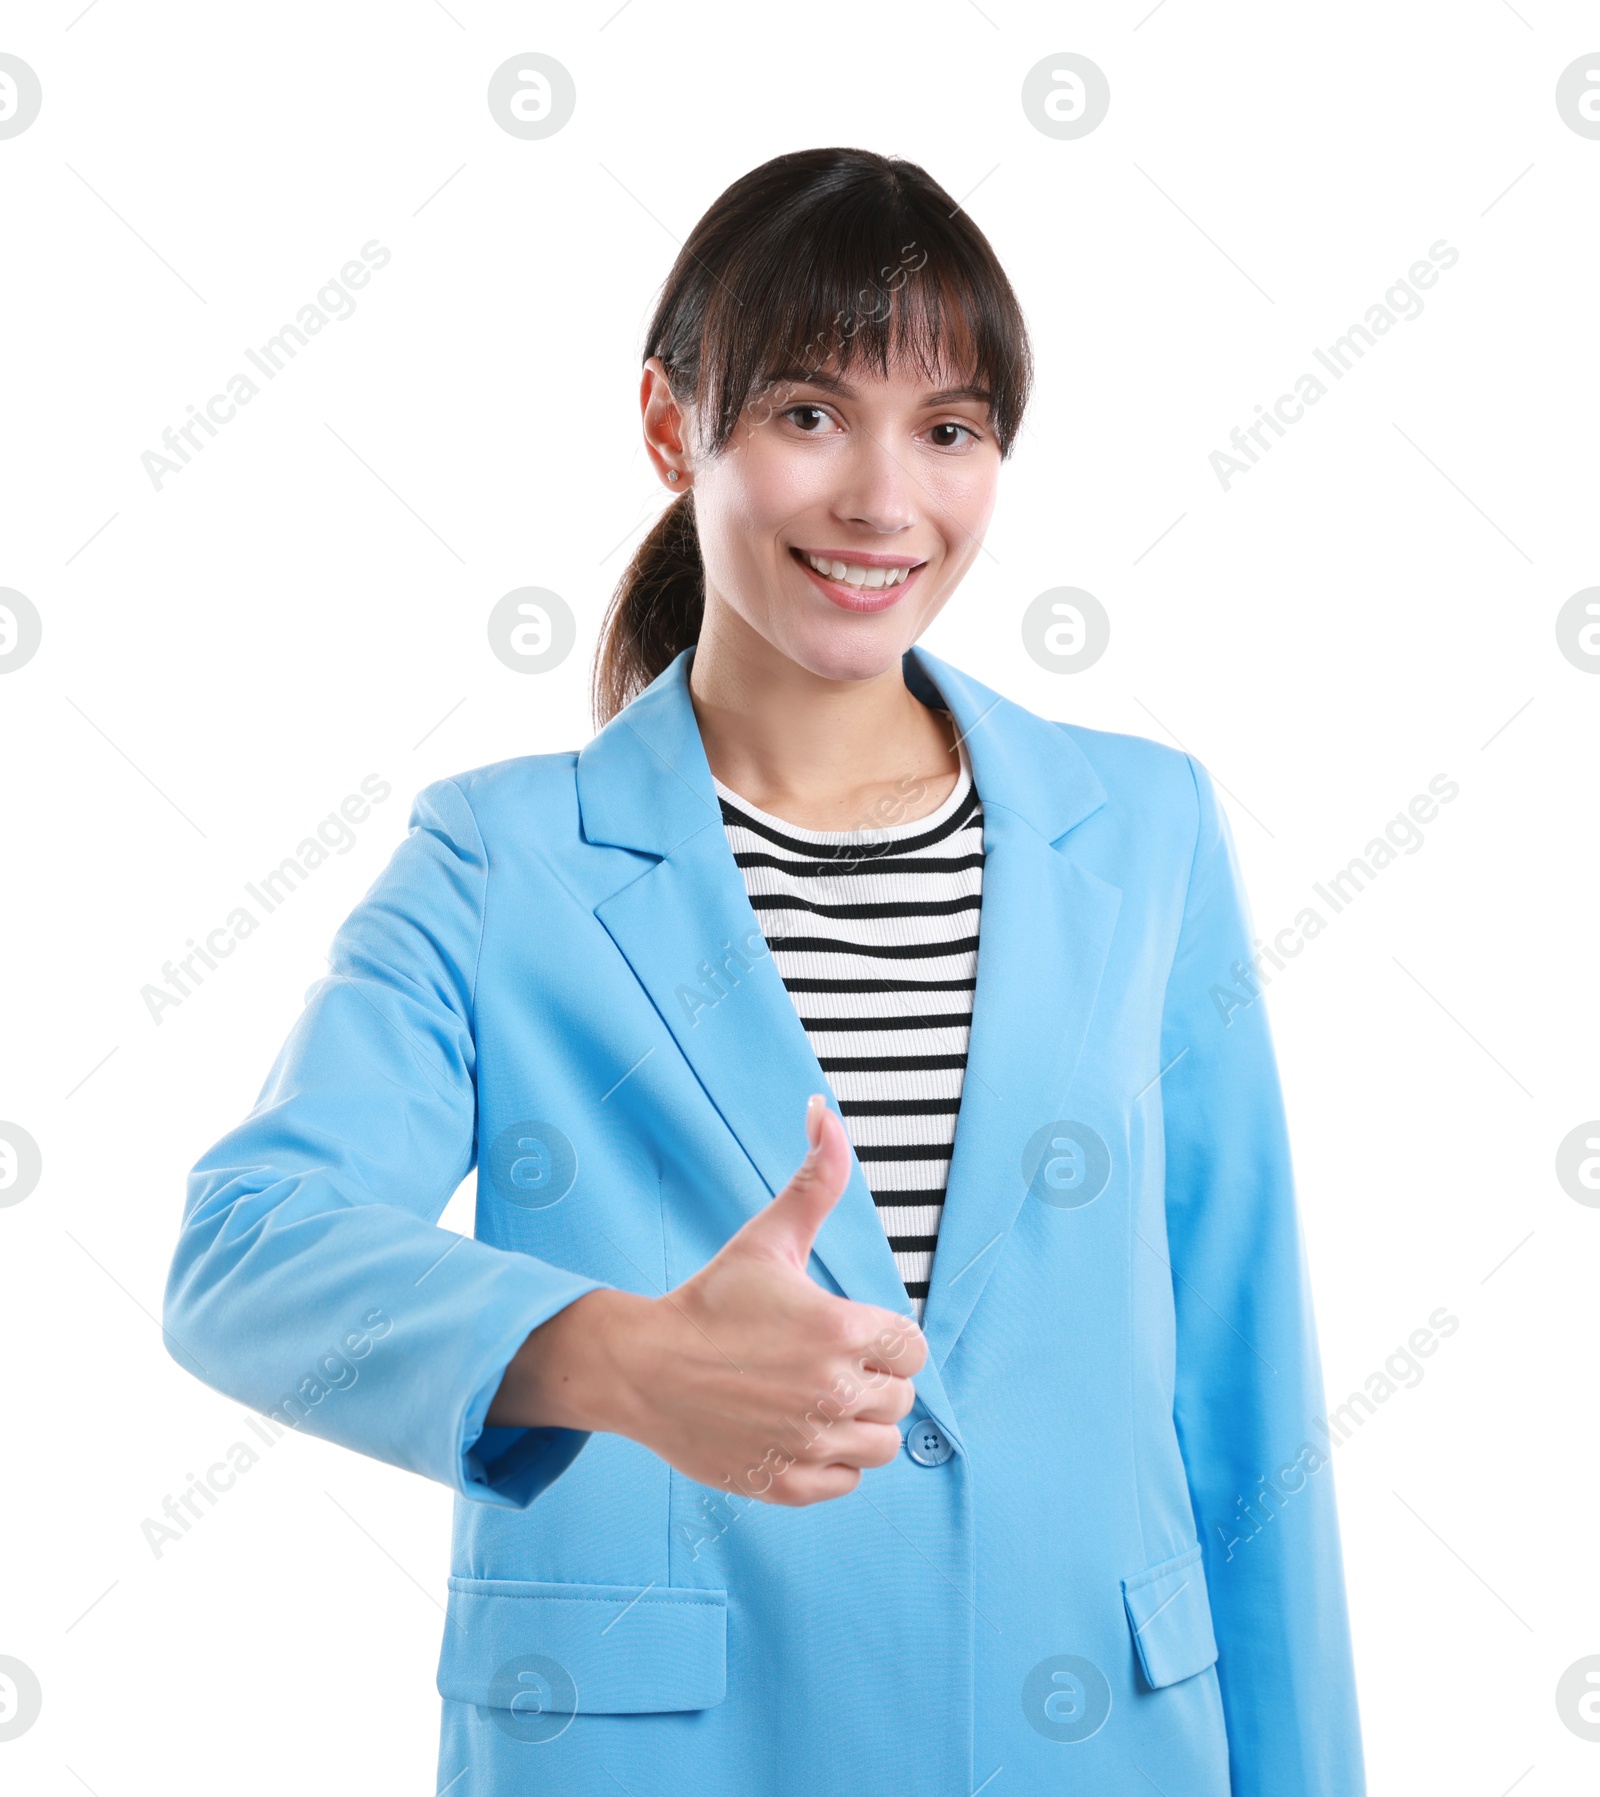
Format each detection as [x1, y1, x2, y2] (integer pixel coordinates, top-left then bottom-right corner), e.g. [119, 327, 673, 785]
[497, 1094, 928, 1507]
[618, 1094, 928, 1505]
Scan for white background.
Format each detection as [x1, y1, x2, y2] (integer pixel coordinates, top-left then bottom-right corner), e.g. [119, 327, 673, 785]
[2, 2, 1596, 1792]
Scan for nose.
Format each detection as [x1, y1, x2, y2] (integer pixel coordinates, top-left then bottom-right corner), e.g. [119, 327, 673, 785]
[833, 431, 919, 537]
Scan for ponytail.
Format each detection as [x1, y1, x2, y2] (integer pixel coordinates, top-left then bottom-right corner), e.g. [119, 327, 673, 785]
[591, 488, 705, 728]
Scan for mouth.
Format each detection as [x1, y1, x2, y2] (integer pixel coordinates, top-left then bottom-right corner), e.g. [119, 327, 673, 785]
[790, 546, 928, 614]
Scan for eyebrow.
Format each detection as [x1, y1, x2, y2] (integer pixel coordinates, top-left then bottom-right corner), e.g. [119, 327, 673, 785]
[763, 366, 993, 409]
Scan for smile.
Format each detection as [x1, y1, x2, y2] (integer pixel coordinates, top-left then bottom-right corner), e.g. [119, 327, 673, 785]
[791, 547, 927, 612]
[800, 551, 914, 589]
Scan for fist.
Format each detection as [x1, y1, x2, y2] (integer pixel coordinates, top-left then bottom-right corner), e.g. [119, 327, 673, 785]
[626, 1094, 928, 1506]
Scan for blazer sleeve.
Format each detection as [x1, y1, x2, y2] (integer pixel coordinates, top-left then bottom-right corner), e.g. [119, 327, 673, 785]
[162, 776, 611, 1509]
[1158, 754, 1366, 1796]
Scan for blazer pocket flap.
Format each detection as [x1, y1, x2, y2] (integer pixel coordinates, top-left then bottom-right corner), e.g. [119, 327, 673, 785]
[437, 1577, 727, 1714]
[1120, 1545, 1218, 1689]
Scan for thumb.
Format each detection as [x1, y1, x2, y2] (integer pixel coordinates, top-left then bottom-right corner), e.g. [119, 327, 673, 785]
[736, 1094, 853, 1272]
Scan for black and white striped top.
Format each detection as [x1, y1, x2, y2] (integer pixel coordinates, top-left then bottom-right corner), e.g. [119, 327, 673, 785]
[713, 733, 985, 1322]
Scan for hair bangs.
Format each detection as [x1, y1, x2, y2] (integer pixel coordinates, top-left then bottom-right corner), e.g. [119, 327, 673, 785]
[676, 157, 1030, 459]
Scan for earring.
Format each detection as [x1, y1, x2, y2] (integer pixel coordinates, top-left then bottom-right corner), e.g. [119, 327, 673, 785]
[667, 470, 679, 482]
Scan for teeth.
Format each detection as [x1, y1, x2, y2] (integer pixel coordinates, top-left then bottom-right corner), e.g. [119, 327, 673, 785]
[803, 552, 912, 589]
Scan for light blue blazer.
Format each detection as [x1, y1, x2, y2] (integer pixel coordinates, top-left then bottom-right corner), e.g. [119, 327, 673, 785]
[164, 644, 1365, 1796]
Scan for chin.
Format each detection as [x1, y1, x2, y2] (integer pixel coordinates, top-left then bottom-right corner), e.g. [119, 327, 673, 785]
[785, 621, 918, 685]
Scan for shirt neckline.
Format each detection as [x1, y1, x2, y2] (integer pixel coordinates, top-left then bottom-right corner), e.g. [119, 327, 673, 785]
[712, 728, 974, 846]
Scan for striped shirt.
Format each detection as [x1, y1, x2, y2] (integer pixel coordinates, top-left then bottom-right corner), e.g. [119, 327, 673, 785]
[713, 732, 985, 1321]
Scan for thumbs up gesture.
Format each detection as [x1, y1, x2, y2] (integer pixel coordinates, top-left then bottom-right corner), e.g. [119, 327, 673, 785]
[497, 1095, 927, 1506]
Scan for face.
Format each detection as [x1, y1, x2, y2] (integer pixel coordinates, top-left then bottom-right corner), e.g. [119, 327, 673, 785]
[641, 346, 1002, 683]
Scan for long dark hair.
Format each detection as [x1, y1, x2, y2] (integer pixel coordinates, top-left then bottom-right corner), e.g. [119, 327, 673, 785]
[591, 146, 1034, 727]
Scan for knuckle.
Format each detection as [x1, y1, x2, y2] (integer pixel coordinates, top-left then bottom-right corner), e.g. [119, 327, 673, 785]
[822, 1302, 864, 1351]
[789, 1424, 836, 1463]
[852, 1354, 891, 1391]
[869, 1313, 923, 1364]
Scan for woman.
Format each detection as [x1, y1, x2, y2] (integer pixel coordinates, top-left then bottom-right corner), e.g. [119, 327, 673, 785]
[164, 148, 1365, 1795]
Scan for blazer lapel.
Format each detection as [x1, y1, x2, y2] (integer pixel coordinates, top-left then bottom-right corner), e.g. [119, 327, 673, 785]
[899, 650, 1124, 1374]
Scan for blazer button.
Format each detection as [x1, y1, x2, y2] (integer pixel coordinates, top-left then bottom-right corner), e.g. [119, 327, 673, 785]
[904, 1418, 954, 1465]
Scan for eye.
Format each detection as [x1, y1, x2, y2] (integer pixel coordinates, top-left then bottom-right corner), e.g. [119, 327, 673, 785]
[928, 420, 981, 449]
[780, 404, 838, 434]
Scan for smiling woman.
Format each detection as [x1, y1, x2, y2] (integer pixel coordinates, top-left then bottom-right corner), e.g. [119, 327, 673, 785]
[592, 150, 1029, 742]
[164, 146, 1365, 1797]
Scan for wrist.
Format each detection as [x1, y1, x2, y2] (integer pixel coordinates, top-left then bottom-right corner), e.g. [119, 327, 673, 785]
[511, 1286, 658, 1438]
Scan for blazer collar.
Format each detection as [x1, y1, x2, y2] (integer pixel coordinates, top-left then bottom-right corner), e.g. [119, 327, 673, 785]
[574, 643, 1121, 1449]
[575, 643, 1109, 856]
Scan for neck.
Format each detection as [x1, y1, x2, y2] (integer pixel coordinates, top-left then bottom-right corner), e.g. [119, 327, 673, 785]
[686, 601, 960, 831]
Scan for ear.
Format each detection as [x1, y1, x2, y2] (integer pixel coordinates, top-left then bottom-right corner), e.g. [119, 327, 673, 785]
[641, 356, 694, 489]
